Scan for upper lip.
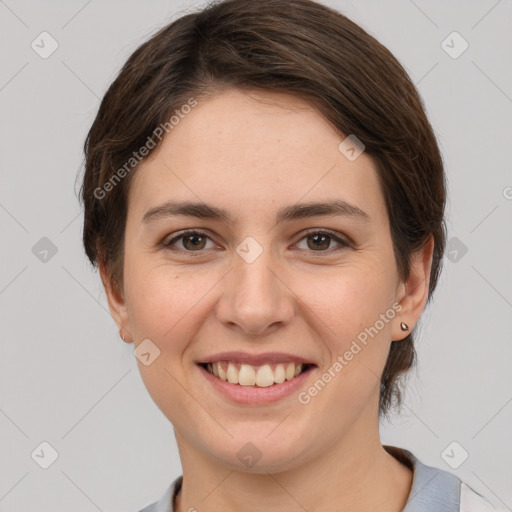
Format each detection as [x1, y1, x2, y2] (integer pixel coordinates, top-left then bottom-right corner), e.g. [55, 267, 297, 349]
[197, 351, 316, 366]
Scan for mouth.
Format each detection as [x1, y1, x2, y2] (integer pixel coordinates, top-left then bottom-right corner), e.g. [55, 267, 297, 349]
[198, 361, 316, 387]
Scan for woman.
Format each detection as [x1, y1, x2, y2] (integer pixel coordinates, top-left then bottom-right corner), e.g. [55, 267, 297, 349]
[79, 0, 501, 510]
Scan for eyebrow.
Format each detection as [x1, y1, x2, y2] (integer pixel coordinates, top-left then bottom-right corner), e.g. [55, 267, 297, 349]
[141, 199, 370, 225]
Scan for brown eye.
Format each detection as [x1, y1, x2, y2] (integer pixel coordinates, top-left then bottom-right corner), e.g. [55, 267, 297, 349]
[307, 233, 331, 250]
[295, 230, 349, 252]
[165, 231, 214, 252]
[164, 229, 349, 255]
[182, 233, 207, 250]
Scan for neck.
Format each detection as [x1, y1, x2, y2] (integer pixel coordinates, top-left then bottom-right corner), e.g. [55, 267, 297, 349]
[173, 414, 413, 512]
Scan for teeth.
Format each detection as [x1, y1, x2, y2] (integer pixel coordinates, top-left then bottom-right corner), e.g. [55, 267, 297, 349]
[274, 364, 286, 383]
[218, 363, 227, 381]
[255, 365, 274, 387]
[206, 361, 306, 387]
[226, 362, 239, 384]
[239, 364, 256, 385]
[285, 362, 295, 380]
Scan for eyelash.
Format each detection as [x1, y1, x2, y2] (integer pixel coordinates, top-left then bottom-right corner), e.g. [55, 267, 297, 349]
[163, 229, 350, 256]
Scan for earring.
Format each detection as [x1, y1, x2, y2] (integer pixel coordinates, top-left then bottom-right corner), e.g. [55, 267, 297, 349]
[120, 330, 126, 342]
[400, 322, 409, 331]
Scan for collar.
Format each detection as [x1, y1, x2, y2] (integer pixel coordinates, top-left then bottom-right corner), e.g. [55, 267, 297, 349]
[384, 446, 461, 511]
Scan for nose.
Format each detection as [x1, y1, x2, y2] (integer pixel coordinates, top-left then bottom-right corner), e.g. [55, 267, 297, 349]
[215, 244, 295, 337]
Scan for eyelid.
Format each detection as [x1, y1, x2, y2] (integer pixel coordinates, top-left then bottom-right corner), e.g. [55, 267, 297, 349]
[163, 228, 351, 254]
[163, 229, 220, 253]
[294, 228, 351, 250]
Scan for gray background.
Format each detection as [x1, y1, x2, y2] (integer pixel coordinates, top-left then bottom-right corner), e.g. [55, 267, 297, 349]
[1, 0, 511, 510]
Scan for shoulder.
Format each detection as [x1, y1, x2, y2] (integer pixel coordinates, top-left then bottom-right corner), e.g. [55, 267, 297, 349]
[460, 482, 507, 512]
[384, 445, 504, 512]
[136, 475, 182, 512]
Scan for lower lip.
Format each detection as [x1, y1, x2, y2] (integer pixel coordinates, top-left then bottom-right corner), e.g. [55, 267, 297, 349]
[197, 364, 316, 405]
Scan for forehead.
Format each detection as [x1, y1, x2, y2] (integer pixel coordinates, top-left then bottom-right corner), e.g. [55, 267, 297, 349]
[128, 88, 385, 223]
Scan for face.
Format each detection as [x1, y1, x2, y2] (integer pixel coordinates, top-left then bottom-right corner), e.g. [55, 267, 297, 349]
[103, 88, 431, 473]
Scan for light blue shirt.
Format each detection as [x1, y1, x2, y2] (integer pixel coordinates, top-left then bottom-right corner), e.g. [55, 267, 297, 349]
[137, 446, 496, 511]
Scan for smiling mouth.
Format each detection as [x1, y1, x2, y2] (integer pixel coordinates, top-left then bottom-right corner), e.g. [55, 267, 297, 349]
[198, 361, 315, 387]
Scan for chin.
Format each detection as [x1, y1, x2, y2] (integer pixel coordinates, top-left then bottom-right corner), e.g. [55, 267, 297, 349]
[208, 432, 313, 474]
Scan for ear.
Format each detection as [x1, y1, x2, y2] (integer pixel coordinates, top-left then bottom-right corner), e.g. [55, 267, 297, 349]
[392, 235, 435, 341]
[99, 261, 132, 344]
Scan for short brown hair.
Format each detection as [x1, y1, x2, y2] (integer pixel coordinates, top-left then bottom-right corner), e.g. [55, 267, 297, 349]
[79, 0, 446, 417]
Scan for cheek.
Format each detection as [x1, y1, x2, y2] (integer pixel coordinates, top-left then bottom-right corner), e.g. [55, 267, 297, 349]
[295, 274, 394, 421]
[292, 259, 396, 402]
[297, 260, 397, 340]
[123, 265, 213, 415]
[123, 255, 194, 341]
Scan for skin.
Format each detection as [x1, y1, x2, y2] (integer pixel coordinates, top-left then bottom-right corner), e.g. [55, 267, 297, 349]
[100, 88, 434, 512]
